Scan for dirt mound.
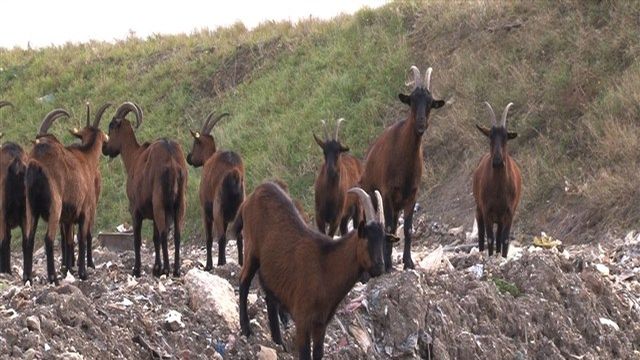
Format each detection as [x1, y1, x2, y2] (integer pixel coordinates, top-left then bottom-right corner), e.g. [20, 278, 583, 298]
[0, 233, 638, 359]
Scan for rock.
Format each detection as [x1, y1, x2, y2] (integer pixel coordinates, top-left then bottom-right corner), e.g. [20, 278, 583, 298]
[164, 310, 185, 331]
[61, 272, 75, 285]
[26, 315, 41, 332]
[59, 352, 84, 360]
[184, 269, 239, 332]
[258, 345, 278, 360]
[24, 349, 41, 360]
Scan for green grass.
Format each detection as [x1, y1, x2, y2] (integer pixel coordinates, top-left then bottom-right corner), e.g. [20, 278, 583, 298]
[2, 1, 640, 244]
[492, 278, 521, 298]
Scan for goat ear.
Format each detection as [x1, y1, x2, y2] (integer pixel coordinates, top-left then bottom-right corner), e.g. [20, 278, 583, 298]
[313, 133, 324, 149]
[190, 129, 201, 140]
[357, 221, 366, 238]
[398, 93, 411, 105]
[475, 124, 491, 138]
[508, 131, 518, 139]
[431, 99, 445, 109]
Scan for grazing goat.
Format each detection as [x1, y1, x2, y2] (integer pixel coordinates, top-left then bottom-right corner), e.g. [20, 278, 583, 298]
[24, 107, 108, 283]
[313, 118, 363, 236]
[360, 66, 445, 271]
[186, 111, 244, 268]
[103, 102, 188, 277]
[234, 182, 394, 359]
[473, 102, 522, 257]
[0, 101, 27, 274]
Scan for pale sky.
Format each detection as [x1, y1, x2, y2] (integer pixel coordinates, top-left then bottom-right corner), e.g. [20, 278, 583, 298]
[0, 0, 387, 49]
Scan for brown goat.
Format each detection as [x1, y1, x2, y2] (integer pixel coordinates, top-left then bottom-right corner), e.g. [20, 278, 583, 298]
[0, 101, 27, 274]
[60, 102, 112, 271]
[473, 102, 522, 257]
[103, 102, 187, 277]
[313, 118, 363, 236]
[360, 66, 445, 271]
[234, 182, 394, 359]
[186, 111, 244, 269]
[24, 107, 108, 283]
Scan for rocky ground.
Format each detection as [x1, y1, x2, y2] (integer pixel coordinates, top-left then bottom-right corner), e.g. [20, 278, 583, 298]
[1, 222, 639, 359]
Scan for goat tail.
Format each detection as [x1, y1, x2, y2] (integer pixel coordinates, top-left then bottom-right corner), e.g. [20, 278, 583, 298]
[160, 167, 181, 226]
[221, 168, 244, 223]
[230, 202, 244, 245]
[25, 161, 51, 219]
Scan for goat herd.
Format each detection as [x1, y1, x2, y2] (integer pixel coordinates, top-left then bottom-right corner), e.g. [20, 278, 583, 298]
[0, 65, 522, 359]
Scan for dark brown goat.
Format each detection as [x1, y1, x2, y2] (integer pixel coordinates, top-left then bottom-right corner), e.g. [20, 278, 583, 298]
[103, 102, 188, 277]
[360, 66, 445, 271]
[24, 107, 108, 283]
[0, 101, 27, 274]
[313, 118, 363, 236]
[234, 182, 394, 359]
[473, 102, 522, 257]
[186, 111, 244, 268]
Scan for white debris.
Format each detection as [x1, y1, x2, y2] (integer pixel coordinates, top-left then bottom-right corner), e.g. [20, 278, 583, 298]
[62, 272, 76, 285]
[468, 264, 484, 279]
[26, 315, 41, 332]
[418, 246, 453, 273]
[466, 219, 478, 241]
[448, 226, 464, 236]
[258, 345, 278, 360]
[44, 343, 50, 352]
[599, 317, 620, 331]
[595, 264, 610, 276]
[118, 298, 133, 307]
[164, 310, 185, 331]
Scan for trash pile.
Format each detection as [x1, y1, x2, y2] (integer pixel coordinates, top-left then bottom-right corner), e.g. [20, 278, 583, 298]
[0, 228, 638, 359]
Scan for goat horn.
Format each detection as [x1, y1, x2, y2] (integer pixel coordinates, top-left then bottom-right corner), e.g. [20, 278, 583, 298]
[85, 102, 91, 127]
[93, 103, 112, 128]
[406, 65, 422, 89]
[348, 187, 376, 224]
[334, 118, 345, 141]
[114, 102, 142, 129]
[0, 132, 3, 140]
[425, 67, 433, 92]
[374, 190, 385, 227]
[501, 102, 514, 127]
[204, 112, 230, 134]
[483, 101, 497, 127]
[38, 109, 70, 136]
[0, 100, 13, 110]
[321, 120, 330, 141]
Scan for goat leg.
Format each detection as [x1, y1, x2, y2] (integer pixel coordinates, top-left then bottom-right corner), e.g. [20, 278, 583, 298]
[161, 230, 170, 276]
[311, 325, 327, 360]
[402, 202, 416, 270]
[87, 230, 95, 269]
[152, 226, 162, 277]
[266, 292, 285, 348]
[132, 214, 143, 277]
[173, 221, 181, 277]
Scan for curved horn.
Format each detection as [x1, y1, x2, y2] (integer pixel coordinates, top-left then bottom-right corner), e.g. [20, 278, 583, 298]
[93, 103, 112, 128]
[38, 109, 70, 136]
[321, 120, 330, 141]
[0, 133, 3, 140]
[114, 102, 142, 129]
[85, 102, 91, 127]
[334, 118, 345, 141]
[0, 100, 13, 110]
[424, 67, 433, 92]
[501, 102, 514, 127]
[374, 190, 385, 227]
[483, 101, 497, 127]
[203, 112, 230, 134]
[405, 65, 422, 89]
[348, 187, 376, 224]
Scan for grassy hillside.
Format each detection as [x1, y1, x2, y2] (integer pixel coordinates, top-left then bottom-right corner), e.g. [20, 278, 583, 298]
[1, 1, 639, 243]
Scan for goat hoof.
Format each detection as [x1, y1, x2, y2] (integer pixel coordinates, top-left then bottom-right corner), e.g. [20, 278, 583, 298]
[88, 261, 95, 269]
[241, 327, 252, 337]
[403, 259, 415, 270]
[162, 266, 171, 276]
[204, 265, 213, 271]
[132, 268, 141, 277]
[78, 271, 88, 281]
[173, 267, 181, 277]
[48, 274, 58, 285]
[152, 265, 162, 277]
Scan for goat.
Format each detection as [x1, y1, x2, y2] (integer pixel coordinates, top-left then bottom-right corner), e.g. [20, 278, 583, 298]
[0, 101, 27, 274]
[186, 111, 244, 269]
[359, 66, 445, 271]
[313, 118, 363, 236]
[24, 107, 108, 283]
[61, 102, 112, 270]
[103, 102, 188, 277]
[234, 182, 394, 359]
[473, 102, 522, 257]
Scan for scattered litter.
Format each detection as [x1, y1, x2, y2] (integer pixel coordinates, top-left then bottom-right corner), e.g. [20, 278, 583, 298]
[599, 317, 620, 331]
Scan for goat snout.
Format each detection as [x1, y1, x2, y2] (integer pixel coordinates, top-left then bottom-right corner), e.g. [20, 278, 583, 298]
[368, 263, 384, 277]
[186, 153, 193, 166]
[492, 156, 504, 168]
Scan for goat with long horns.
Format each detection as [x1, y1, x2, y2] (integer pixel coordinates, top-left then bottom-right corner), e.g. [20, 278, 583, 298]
[473, 102, 522, 258]
[187, 111, 245, 269]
